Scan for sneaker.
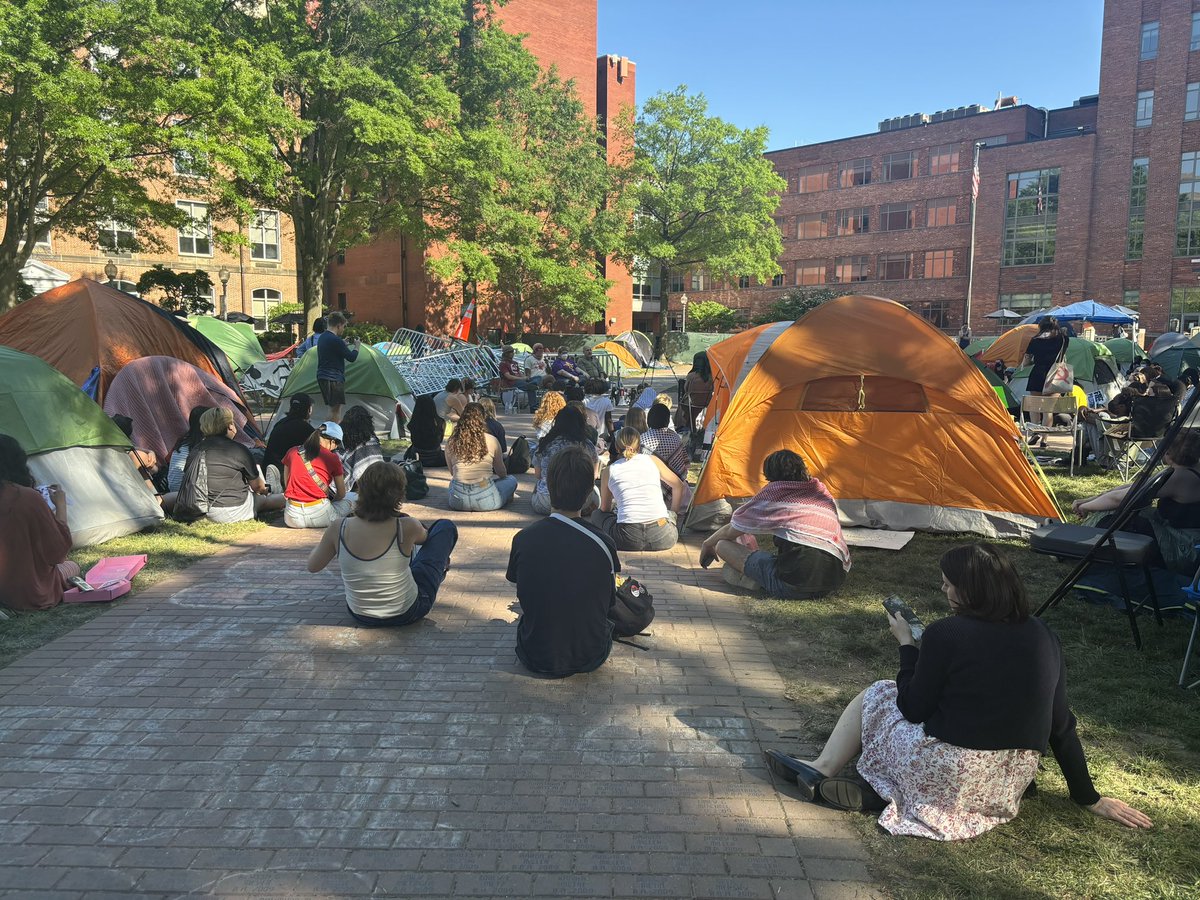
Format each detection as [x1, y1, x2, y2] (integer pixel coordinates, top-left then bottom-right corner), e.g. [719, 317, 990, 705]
[264, 464, 283, 495]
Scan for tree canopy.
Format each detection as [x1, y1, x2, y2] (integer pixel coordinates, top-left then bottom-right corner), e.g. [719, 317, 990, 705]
[686, 300, 738, 333]
[752, 286, 851, 325]
[135, 265, 214, 315]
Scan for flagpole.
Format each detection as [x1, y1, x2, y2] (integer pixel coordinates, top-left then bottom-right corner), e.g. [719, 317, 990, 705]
[965, 141, 983, 327]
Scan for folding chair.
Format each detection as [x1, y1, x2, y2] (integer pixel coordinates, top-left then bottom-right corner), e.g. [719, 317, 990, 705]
[1179, 558, 1200, 689]
[1102, 395, 1177, 480]
[1030, 468, 1171, 649]
[1021, 395, 1081, 476]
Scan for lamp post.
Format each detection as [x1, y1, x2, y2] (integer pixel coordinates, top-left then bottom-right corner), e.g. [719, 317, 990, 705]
[680, 293, 689, 333]
[218, 266, 230, 318]
[103, 259, 117, 285]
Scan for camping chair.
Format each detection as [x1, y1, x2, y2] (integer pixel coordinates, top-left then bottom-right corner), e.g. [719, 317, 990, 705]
[1030, 468, 1170, 649]
[1021, 395, 1081, 476]
[1101, 395, 1178, 480]
[1178, 556, 1200, 689]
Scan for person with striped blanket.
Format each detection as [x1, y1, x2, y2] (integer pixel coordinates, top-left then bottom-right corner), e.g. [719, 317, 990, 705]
[699, 449, 850, 599]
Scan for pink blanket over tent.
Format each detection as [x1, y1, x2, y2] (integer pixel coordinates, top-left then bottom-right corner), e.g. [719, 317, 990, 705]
[103, 355, 252, 462]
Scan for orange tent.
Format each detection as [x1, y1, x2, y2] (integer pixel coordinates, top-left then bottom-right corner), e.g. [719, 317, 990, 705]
[594, 340, 640, 369]
[0, 279, 242, 403]
[691, 296, 1059, 537]
[701, 321, 794, 443]
[976, 324, 1038, 366]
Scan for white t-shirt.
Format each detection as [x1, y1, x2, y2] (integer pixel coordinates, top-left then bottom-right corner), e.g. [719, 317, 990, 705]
[526, 356, 549, 379]
[584, 394, 614, 424]
[607, 453, 669, 524]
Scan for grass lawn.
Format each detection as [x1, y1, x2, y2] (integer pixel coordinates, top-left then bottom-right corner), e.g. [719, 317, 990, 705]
[0, 518, 265, 670]
[739, 465, 1200, 899]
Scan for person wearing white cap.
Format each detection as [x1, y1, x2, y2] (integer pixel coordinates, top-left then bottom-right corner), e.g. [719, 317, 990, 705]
[281, 421, 354, 528]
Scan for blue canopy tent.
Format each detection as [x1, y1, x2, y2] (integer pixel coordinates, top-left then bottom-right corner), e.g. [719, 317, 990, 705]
[1051, 300, 1136, 324]
[1019, 306, 1062, 325]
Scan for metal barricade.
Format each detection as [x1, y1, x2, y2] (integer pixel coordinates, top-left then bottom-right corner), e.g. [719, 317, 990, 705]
[382, 328, 500, 396]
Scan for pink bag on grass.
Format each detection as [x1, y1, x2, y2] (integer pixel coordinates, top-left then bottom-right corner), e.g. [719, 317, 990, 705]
[62, 555, 147, 604]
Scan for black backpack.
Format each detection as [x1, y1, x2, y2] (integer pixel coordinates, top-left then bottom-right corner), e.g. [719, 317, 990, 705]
[172, 445, 211, 523]
[506, 435, 532, 475]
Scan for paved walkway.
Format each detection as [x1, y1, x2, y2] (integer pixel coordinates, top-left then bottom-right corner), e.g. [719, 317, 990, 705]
[0, 418, 881, 899]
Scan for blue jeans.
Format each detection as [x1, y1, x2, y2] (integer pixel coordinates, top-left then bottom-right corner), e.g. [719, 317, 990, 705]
[347, 519, 458, 626]
[448, 476, 517, 511]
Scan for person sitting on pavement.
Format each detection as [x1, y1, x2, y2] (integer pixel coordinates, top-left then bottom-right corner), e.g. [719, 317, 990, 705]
[761, 544, 1152, 840]
[338, 405, 384, 492]
[531, 406, 598, 516]
[478, 397, 507, 451]
[167, 405, 213, 493]
[617, 406, 647, 435]
[507, 444, 615, 678]
[567, 401, 600, 447]
[263, 394, 315, 490]
[433, 378, 468, 424]
[640, 403, 690, 480]
[403, 395, 447, 468]
[308, 461, 458, 628]
[591, 427, 685, 552]
[551, 349, 585, 389]
[316, 311, 359, 424]
[584, 378, 616, 437]
[699, 449, 849, 599]
[498, 346, 542, 412]
[446, 403, 518, 512]
[0, 433, 80, 612]
[180, 407, 285, 523]
[532, 390, 566, 442]
[282, 422, 352, 528]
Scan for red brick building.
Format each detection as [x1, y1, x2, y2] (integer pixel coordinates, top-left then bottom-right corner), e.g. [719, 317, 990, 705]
[684, 0, 1200, 337]
[327, 0, 635, 338]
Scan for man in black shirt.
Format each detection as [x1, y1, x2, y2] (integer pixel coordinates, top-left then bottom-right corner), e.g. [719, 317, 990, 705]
[507, 445, 615, 677]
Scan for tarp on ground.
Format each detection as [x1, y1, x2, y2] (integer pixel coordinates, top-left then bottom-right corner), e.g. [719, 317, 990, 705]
[187, 316, 266, 376]
[0, 346, 163, 546]
[103, 356, 255, 464]
[271, 343, 413, 434]
[690, 295, 1060, 537]
[0, 279, 242, 404]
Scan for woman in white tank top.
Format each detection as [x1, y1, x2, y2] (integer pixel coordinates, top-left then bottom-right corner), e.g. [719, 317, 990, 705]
[307, 461, 458, 626]
[590, 427, 686, 552]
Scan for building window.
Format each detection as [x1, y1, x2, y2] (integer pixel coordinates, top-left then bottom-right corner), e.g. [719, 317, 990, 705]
[1194, 12, 1200, 52]
[251, 288, 282, 329]
[669, 273, 685, 293]
[795, 260, 825, 285]
[632, 260, 662, 300]
[882, 151, 915, 182]
[97, 218, 136, 253]
[771, 273, 784, 287]
[110, 280, 139, 296]
[979, 135, 1008, 147]
[689, 271, 706, 291]
[1140, 21, 1159, 60]
[927, 198, 957, 227]
[738, 275, 751, 289]
[1003, 168, 1060, 266]
[1188, 83, 1200, 122]
[834, 255, 869, 282]
[797, 212, 825, 239]
[250, 209, 280, 261]
[1178, 152, 1200, 255]
[173, 150, 203, 178]
[33, 197, 51, 249]
[1136, 90, 1154, 127]
[1171, 287, 1200, 331]
[912, 301, 951, 329]
[880, 202, 913, 232]
[835, 207, 869, 235]
[999, 292, 1052, 314]
[1123, 290, 1140, 312]
[929, 144, 960, 176]
[176, 200, 211, 256]
[336, 250, 345, 265]
[797, 165, 829, 193]
[1127, 157, 1149, 260]
[925, 249, 955, 278]
[838, 157, 871, 188]
[878, 252, 912, 280]
[336, 292, 347, 310]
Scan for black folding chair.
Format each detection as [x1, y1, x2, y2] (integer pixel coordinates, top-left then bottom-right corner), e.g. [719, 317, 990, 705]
[1179, 561, 1200, 690]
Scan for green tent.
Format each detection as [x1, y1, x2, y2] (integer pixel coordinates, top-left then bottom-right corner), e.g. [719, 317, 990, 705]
[963, 336, 997, 357]
[1104, 337, 1147, 368]
[0, 346, 131, 455]
[972, 358, 1016, 411]
[188, 316, 266, 375]
[1013, 337, 1114, 383]
[282, 342, 410, 399]
[1150, 341, 1200, 379]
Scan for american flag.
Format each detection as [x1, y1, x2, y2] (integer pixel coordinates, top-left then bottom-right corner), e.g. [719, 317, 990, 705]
[971, 156, 981, 202]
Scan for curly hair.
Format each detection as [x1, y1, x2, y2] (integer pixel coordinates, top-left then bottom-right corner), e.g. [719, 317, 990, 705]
[340, 406, 375, 453]
[763, 449, 810, 483]
[445, 403, 490, 463]
[532, 390, 566, 430]
[0, 434, 34, 488]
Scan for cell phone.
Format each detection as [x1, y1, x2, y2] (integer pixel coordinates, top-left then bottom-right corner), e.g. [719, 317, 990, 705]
[67, 576, 95, 592]
[883, 595, 925, 641]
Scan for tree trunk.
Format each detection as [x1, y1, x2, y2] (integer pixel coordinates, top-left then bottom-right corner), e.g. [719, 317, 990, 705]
[0, 264, 25, 313]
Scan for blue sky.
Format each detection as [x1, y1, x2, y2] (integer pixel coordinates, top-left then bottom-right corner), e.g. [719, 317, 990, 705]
[597, 0, 1105, 151]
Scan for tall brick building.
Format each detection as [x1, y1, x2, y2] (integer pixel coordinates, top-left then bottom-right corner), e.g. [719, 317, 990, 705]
[684, 0, 1200, 337]
[327, 0, 636, 337]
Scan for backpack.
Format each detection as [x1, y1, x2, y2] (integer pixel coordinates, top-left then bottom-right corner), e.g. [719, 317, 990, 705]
[172, 444, 211, 523]
[399, 459, 429, 501]
[506, 435, 532, 475]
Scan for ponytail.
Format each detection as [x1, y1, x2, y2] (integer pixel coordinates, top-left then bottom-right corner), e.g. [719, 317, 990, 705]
[613, 426, 641, 461]
[302, 428, 323, 462]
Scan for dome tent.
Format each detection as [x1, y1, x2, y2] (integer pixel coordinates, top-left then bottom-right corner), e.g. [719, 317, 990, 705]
[187, 316, 266, 376]
[690, 296, 1059, 537]
[0, 346, 163, 546]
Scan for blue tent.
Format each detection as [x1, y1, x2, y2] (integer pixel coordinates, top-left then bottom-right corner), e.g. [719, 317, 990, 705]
[1051, 300, 1136, 324]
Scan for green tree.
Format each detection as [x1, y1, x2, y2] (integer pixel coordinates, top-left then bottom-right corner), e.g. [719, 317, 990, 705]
[0, 0, 288, 311]
[686, 300, 738, 333]
[135, 265, 214, 315]
[752, 286, 850, 325]
[621, 88, 785, 333]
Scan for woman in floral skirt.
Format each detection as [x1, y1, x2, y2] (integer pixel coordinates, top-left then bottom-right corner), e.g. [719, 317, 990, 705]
[763, 543, 1152, 840]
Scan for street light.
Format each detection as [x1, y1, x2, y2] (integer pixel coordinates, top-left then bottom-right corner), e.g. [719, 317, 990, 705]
[680, 293, 689, 333]
[103, 259, 117, 284]
[218, 266, 230, 318]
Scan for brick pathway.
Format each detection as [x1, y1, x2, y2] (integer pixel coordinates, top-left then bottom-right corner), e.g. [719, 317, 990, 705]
[0, 416, 881, 899]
